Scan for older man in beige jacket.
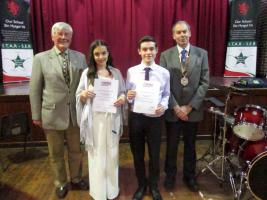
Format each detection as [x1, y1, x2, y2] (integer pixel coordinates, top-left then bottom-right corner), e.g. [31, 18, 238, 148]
[29, 22, 88, 199]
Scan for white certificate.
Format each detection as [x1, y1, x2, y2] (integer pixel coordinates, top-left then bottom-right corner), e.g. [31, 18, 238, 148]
[133, 80, 160, 115]
[92, 79, 118, 113]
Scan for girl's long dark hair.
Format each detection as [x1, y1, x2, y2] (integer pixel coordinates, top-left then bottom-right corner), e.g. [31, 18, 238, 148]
[87, 40, 114, 85]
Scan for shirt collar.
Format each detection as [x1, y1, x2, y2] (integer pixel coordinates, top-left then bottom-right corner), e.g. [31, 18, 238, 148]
[140, 61, 155, 70]
[54, 46, 69, 56]
[177, 44, 190, 54]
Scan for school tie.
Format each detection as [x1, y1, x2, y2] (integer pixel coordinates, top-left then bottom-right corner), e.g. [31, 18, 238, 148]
[144, 67, 151, 81]
[60, 52, 70, 87]
[181, 49, 187, 65]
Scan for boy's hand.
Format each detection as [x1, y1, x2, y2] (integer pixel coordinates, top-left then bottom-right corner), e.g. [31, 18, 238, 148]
[155, 104, 165, 116]
[127, 90, 136, 100]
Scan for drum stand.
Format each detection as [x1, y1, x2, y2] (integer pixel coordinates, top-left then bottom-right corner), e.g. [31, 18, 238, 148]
[197, 109, 220, 163]
[230, 141, 250, 200]
[197, 97, 226, 165]
[200, 90, 231, 178]
[199, 89, 246, 200]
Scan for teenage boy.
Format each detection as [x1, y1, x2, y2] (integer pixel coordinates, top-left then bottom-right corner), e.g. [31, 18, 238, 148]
[126, 35, 170, 200]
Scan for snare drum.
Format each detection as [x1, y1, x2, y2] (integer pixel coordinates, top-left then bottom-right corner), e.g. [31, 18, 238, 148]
[240, 140, 267, 200]
[233, 105, 267, 141]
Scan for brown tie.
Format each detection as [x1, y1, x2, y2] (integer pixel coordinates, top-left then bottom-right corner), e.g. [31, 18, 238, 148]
[61, 52, 70, 87]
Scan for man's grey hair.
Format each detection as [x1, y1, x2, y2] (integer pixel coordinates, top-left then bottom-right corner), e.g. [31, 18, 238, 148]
[51, 22, 73, 36]
[172, 20, 191, 33]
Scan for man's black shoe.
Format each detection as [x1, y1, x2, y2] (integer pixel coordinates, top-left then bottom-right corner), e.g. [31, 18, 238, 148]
[132, 186, 146, 200]
[55, 185, 68, 199]
[71, 179, 89, 190]
[150, 187, 163, 200]
[164, 176, 175, 189]
[183, 178, 199, 192]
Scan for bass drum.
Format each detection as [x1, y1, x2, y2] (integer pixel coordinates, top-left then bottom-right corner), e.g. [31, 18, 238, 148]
[241, 140, 267, 200]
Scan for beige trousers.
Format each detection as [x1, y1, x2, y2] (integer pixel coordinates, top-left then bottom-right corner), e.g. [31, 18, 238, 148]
[45, 125, 82, 187]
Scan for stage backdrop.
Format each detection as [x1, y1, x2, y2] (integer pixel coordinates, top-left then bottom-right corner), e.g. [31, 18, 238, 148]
[0, 0, 33, 83]
[30, 0, 228, 77]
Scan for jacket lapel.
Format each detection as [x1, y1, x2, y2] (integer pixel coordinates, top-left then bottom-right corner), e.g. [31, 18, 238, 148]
[69, 50, 74, 85]
[169, 47, 182, 78]
[69, 50, 80, 86]
[171, 47, 180, 68]
[49, 49, 65, 81]
[187, 46, 197, 77]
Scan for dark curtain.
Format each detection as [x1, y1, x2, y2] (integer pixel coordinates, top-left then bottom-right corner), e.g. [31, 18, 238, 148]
[30, 0, 228, 77]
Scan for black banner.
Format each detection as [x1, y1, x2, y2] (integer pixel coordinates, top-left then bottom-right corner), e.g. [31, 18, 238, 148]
[0, 0, 33, 83]
[224, 0, 259, 77]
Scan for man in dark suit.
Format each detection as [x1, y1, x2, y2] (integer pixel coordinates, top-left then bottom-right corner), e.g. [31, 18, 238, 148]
[160, 21, 209, 192]
[29, 22, 88, 198]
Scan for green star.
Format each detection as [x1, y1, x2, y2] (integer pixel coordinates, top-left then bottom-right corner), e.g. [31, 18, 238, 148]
[234, 52, 248, 64]
[12, 55, 26, 69]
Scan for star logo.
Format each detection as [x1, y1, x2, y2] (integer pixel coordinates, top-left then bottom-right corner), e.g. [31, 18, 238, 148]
[12, 55, 26, 69]
[234, 52, 248, 64]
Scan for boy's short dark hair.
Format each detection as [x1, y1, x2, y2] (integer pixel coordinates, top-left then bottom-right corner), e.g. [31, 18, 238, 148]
[138, 35, 157, 49]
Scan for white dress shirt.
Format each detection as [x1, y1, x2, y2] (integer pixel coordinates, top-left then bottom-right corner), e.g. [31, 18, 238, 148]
[126, 62, 170, 116]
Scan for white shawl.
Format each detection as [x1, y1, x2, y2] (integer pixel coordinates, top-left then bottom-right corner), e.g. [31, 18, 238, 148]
[76, 73, 94, 152]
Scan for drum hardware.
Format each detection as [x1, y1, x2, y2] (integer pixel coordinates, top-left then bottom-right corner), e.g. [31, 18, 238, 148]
[197, 107, 224, 165]
[200, 87, 267, 200]
[198, 100, 226, 161]
[199, 87, 259, 200]
[236, 171, 246, 200]
[227, 150, 253, 200]
[208, 107, 235, 126]
[200, 155, 226, 181]
[224, 152, 245, 200]
[199, 89, 233, 182]
[229, 170, 238, 199]
[212, 89, 232, 181]
[237, 141, 248, 159]
[209, 107, 221, 156]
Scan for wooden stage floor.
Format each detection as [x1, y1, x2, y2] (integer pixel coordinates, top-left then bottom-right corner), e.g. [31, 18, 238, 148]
[0, 141, 255, 200]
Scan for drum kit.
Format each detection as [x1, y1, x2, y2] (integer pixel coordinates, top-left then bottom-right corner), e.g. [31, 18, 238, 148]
[199, 88, 267, 200]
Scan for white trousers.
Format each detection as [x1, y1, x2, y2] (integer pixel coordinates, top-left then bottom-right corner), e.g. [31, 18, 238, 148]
[88, 112, 119, 200]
